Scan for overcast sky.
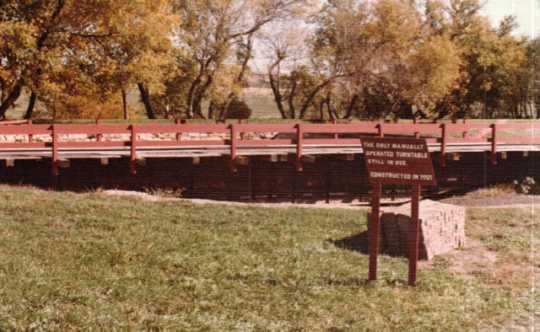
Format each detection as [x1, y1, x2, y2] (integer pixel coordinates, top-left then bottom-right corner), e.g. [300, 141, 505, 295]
[483, 0, 539, 38]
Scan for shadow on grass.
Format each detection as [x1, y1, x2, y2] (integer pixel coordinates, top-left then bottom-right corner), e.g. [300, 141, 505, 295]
[330, 233, 411, 286]
[330, 231, 409, 259]
[330, 231, 369, 255]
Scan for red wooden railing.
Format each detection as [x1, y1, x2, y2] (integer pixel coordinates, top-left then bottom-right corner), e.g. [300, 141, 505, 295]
[0, 121, 539, 175]
[0, 120, 31, 126]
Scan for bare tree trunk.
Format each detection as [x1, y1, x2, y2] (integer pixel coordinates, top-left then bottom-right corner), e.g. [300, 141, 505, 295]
[288, 75, 298, 119]
[218, 104, 228, 122]
[299, 78, 337, 119]
[390, 102, 400, 122]
[344, 94, 359, 119]
[0, 80, 24, 119]
[319, 99, 325, 121]
[326, 95, 339, 121]
[121, 89, 128, 120]
[186, 79, 201, 119]
[189, 74, 214, 119]
[328, 103, 338, 121]
[24, 91, 38, 119]
[52, 99, 57, 122]
[191, 92, 206, 119]
[268, 70, 287, 119]
[208, 100, 216, 120]
[137, 83, 156, 119]
[236, 32, 254, 85]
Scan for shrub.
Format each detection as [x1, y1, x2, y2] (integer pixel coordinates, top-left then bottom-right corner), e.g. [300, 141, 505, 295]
[513, 177, 538, 194]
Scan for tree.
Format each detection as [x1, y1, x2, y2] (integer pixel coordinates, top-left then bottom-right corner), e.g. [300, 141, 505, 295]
[0, 0, 177, 120]
[528, 38, 540, 118]
[145, 0, 310, 120]
[301, 0, 461, 120]
[263, 8, 346, 120]
[430, 0, 529, 119]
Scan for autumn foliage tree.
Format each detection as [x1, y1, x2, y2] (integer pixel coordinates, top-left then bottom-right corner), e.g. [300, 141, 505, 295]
[0, 0, 177, 120]
[423, 0, 531, 120]
[139, 0, 311, 121]
[0, 0, 536, 121]
[264, 0, 535, 121]
[265, 0, 461, 120]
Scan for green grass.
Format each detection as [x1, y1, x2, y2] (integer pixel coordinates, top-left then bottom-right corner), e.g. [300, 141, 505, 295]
[0, 186, 536, 330]
[467, 208, 539, 292]
[463, 208, 540, 330]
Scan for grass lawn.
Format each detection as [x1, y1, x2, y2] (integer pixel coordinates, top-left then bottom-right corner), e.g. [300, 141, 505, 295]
[0, 186, 537, 330]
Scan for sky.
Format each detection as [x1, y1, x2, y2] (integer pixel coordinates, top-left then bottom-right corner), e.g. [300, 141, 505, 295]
[483, 0, 540, 38]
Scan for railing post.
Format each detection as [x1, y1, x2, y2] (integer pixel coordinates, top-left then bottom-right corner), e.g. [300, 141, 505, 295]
[230, 124, 237, 173]
[408, 184, 421, 286]
[28, 119, 33, 142]
[491, 123, 497, 165]
[52, 125, 59, 176]
[238, 119, 245, 140]
[96, 118, 103, 142]
[440, 123, 447, 168]
[369, 182, 382, 281]
[130, 124, 137, 175]
[296, 123, 303, 171]
[175, 118, 182, 142]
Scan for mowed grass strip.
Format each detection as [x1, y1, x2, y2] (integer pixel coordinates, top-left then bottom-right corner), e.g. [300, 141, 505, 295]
[0, 186, 531, 330]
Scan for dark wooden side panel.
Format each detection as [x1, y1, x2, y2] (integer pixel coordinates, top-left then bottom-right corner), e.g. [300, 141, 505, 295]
[0, 152, 538, 201]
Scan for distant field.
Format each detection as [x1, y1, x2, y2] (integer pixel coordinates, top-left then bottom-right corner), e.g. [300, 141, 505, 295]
[4, 88, 540, 122]
[5, 88, 281, 121]
[243, 87, 280, 119]
[0, 186, 537, 330]
[6, 90, 148, 121]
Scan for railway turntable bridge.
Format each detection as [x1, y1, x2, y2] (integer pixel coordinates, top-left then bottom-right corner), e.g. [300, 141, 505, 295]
[1, 120, 539, 201]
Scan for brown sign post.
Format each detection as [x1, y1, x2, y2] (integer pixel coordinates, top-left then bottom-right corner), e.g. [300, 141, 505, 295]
[361, 137, 436, 286]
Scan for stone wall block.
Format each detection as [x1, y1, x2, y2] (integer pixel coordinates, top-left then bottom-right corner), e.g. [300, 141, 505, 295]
[379, 200, 466, 260]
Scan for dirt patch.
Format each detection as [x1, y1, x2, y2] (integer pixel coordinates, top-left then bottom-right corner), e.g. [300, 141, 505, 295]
[436, 206, 538, 292]
[441, 192, 539, 207]
[100, 189, 181, 202]
[99, 189, 376, 210]
[431, 238, 498, 280]
[100, 189, 540, 211]
[439, 206, 539, 331]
